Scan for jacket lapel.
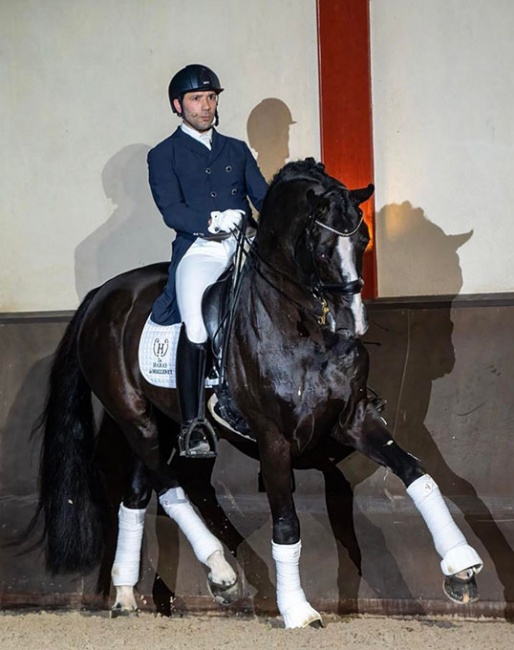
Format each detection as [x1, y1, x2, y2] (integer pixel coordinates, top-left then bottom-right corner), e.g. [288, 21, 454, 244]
[208, 130, 227, 164]
[172, 127, 210, 159]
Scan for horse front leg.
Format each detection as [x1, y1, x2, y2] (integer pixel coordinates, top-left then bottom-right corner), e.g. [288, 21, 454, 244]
[259, 433, 323, 629]
[344, 404, 483, 603]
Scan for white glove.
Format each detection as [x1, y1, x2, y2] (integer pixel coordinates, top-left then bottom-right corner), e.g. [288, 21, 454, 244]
[208, 209, 244, 234]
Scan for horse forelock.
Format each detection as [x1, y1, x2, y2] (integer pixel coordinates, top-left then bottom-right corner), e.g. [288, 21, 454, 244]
[269, 158, 325, 185]
[259, 159, 346, 230]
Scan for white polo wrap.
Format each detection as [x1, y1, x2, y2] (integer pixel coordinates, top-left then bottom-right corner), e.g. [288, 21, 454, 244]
[159, 487, 222, 564]
[407, 474, 483, 576]
[111, 504, 146, 587]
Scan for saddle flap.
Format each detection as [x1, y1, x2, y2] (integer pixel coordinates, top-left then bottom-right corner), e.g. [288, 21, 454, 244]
[202, 267, 233, 358]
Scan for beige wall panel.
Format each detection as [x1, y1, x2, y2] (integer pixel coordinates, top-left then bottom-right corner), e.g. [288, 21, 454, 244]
[1, 0, 319, 311]
[371, 0, 514, 296]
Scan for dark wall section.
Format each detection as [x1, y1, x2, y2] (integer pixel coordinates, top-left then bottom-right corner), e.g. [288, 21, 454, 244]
[1, 297, 513, 617]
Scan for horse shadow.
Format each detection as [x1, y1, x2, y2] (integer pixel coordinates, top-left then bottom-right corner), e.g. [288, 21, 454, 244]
[74, 143, 170, 301]
[361, 202, 514, 618]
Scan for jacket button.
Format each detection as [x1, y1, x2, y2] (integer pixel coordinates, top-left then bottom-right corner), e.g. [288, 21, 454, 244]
[231, 188, 238, 195]
[225, 165, 232, 173]
[205, 168, 212, 174]
[210, 191, 217, 198]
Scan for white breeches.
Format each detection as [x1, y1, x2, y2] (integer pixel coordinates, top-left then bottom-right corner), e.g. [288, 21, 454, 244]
[176, 238, 236, 343]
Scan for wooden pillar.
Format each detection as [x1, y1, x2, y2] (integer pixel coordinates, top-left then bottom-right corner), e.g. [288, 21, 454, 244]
[317, 0, 376, 297]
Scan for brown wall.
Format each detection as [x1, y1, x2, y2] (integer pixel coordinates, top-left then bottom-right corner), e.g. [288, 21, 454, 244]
[1, 297, 513, 618]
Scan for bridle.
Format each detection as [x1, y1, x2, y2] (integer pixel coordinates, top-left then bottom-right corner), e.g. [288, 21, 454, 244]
[249, 206, 365, 328]
[314, 211, 365, 238]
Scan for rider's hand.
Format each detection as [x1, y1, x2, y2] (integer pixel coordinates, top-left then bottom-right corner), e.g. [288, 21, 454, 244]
[208, 209, 244, 234]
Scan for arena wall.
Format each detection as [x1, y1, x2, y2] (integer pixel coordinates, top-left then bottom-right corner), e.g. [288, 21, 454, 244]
[1, 297, 513, 617]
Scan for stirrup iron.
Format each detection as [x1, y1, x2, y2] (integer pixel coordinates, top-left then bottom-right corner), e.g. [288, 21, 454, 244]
[178, 418, 218, 458]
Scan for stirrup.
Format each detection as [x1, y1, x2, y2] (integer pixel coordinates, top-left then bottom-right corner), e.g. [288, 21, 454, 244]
[178, 418, 218, 458]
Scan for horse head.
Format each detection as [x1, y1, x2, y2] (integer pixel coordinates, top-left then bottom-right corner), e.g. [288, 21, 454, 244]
[255, 158, 374, 336]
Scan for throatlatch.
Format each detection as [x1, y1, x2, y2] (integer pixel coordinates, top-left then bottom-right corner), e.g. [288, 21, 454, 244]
[176, 325, 218, 458]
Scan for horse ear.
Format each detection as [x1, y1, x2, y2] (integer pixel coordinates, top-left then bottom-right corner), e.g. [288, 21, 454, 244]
[306, 188, 330, 213]
[449, 230, 473, 249]
[349, 184, 374, 205]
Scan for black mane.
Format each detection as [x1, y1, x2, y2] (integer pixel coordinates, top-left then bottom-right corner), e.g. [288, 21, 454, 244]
[268, 157, 331, 191]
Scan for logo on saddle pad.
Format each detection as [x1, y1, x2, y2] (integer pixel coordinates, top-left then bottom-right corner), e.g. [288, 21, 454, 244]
[153, 338, 170, 362]
[138, 318, 218, 389]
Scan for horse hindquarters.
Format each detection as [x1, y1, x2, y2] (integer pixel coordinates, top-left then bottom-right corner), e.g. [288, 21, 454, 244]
[34, 289, 105, 575]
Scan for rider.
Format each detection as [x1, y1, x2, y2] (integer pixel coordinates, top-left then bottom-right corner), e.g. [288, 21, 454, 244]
[148, 64, 268, 457]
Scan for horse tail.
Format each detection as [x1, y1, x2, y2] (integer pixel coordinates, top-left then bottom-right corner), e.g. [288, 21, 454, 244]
[34, 287, 105, 575]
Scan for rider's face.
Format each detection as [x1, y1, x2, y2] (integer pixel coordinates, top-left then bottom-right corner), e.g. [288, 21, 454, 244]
[175, 90, 218, 132]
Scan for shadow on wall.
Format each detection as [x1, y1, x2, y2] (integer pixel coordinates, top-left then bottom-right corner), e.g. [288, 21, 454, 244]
[74, 144, 171, 301]
[247, 98, 296, 182]
[361, 203, 514, 616]
[375, 201, 472, 296]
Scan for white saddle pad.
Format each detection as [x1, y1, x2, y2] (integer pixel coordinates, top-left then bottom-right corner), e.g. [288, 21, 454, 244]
[138, 317, 218, 389]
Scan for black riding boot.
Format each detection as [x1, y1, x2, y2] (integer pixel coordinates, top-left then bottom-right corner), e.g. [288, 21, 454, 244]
[176, 325, 217, 458]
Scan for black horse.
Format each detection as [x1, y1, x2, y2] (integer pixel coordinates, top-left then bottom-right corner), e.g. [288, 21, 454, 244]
[33, 158, 482, 627]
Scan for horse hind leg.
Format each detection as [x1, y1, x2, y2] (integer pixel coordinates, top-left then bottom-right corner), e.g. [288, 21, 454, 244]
[105, 389, 238, 608]
[346, 406, 483, 603]
[110, 457, 152, 617]
[158, 487, 238, 604]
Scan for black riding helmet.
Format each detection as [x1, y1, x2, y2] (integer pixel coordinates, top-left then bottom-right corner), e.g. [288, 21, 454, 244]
[168, 64, 224, 124]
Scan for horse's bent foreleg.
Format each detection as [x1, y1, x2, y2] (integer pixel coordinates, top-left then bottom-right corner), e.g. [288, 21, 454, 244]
[158, 487, 237, 601]
[260, 434, 322, 629]
[111, 457, 152, 616]
[343, 406, 483, 600]
[407, 474, 483, 602]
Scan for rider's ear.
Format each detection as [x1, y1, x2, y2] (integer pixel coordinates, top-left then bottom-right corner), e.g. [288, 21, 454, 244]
[349, 184, 374, 205]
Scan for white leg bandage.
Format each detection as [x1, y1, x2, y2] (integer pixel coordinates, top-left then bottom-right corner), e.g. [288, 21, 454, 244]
[407, 474, 483, 576]
[111, 504, 146, 587]
[159, 487, 223, 565]
[272, 540, 321, 628]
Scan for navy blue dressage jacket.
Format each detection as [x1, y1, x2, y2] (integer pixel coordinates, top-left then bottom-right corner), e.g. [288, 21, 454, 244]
[148, 127, 268, 325]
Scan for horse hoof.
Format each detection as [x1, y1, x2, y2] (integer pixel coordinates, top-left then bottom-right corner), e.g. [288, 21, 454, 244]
[208, 577, 239, 606]
[109, 604, 140, 618]
[443, 574, 479, 604]
[282, 604, 324, 629]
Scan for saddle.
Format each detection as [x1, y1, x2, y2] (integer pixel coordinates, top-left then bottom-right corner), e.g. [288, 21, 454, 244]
[202, 267, 255, 442]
